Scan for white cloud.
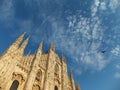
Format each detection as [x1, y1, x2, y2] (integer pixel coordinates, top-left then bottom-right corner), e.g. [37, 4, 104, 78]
[109, 0, 120, 12]
[42, 0, 109, 72]
[114, 64, 120, 79]
[114, 72, 120, 79]
[81, 51, 107, 71]
[91, 0, 100, 17]
[90, 0, 120, 14]
[111, 45, 120, 56]
[100, 2, 107, 10]
[116, 64, 120, 69]
[91, 0, 120, 14]
[0, 0, 14, 22]
[46, 11, 108, 72]
[74, 69, 82, 75]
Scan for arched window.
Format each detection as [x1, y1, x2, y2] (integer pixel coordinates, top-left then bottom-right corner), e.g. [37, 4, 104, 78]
[54, 64, 59, 76]
[36, 69, 42, 82]
[54, 86, 58, 90]
[10, 80, 19, 90]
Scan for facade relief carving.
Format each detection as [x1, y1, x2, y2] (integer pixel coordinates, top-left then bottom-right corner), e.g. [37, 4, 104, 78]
[12, 72, 25, 85]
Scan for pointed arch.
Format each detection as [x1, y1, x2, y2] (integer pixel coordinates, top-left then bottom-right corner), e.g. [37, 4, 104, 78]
[54, 64, 59, 75]
[54, 86, 58, 90]
[36, 69, 42, 82]
[10, 80, 19, 90]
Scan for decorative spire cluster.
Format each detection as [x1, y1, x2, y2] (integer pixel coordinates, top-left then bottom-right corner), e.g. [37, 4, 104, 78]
[9, 32, 26, 50]
[14, 32, 26, 47]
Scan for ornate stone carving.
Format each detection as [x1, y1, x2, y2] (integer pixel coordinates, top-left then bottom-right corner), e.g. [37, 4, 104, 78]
[12, 72, 25, 85]
[32, 84, 40, 90]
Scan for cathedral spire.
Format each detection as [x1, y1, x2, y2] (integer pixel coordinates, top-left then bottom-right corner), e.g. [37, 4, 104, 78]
[2, 32, 26, 55]
[76, 83, 81, 90]
[70, 69, 73, 79]
[61, 54, 66, 63]
[49, 43, 55, 51]
[24, 41, 42, 90]
[28, 50, 31, 55]
[70, 69, 76, 90]
[14, 32, 26, 47]
[10, 32, 26, 49]
[19, 35, 30, 53]
[36, 41, 43, 55]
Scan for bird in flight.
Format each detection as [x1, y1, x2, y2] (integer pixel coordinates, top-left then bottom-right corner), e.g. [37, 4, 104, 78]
[101, 50, 106, 53]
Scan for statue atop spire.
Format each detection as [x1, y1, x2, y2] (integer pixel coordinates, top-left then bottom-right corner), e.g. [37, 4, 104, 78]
[76, 83, 81, 90]
[50, 43, 55, 51]
[70, 69, 73, 79]
[69, 69, 75, 90]
[19, 35, 30, 54]
[36, 41, 43, 55]
[62, 54, 66, 63]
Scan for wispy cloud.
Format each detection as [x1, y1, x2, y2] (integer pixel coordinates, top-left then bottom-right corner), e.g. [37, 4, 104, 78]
[114, 63, 120, 79]
[116, 63, 120, 69]
[46, 0, 108, 72]
[97, 0, 120, 12]
[109, 0, 120, 12]
[0, 0, 14, 23]
[74, 69, 82, 75]
[114, 72, 120, 79]
[91, 0, 100, 17]
[111, 45, 120, 56]
[99, 2, 106, 10]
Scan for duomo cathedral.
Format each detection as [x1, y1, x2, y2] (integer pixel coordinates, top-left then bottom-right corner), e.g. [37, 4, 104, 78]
[0, 33, 80, 90]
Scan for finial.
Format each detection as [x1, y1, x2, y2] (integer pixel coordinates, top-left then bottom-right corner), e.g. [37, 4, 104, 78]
[36, 41, 43, 55]
[19, 35, 30, 51]
[39, 41, 43, 51]
[38, 41, 43, 51]
[17, 32, 26, 42]
[76, 83, 80, 90]
[28, 50, 31, 55]
[62, 54, 66, 63]
[70, 69, 73, 78]
[50, 43, 55, 51]
[19, 32, 26, 38]
[22, 32, 26, 36]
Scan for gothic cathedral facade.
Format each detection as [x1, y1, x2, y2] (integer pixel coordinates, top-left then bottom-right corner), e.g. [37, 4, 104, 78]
[0, 33, 80, 90]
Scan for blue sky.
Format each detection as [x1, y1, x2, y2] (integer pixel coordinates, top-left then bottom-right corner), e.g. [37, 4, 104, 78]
[0, 0, 120, 90]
